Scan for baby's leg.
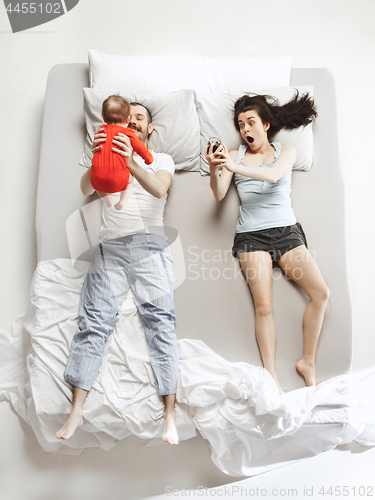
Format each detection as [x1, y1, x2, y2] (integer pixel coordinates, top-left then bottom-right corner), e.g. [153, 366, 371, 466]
[97, 191, 113, 208]
[115, 175, 133, 210]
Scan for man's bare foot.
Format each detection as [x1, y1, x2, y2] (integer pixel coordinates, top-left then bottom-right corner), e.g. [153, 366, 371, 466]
[55, 412, 83, 440]
[296, 358, 316, 386]
[162, 408, 179, 445]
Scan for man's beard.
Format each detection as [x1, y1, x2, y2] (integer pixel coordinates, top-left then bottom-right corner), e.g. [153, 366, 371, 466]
[128, 123, 148, 144]
[128, 123, 141, 133]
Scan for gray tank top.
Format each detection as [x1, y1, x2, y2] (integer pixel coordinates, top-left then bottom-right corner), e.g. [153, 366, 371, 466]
[234, 142, 296, 233]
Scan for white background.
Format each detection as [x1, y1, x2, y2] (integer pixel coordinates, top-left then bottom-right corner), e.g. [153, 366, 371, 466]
[0, 1, 374, 499]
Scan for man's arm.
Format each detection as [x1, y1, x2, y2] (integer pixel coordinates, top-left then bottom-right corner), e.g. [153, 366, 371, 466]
[128, 160, 172, 199]
[80, 167, 95, 196]
[112, 134, 172, 199]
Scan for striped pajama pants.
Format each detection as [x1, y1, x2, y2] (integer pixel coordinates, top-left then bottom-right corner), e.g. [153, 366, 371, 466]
[64, 234, 179, 396]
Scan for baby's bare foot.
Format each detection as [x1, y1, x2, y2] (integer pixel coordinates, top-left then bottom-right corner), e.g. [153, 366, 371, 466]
[296, 358, 316, 386]
[162, 409, 179, 445]
[114, 201, 125, 211]
[102, 195, 113, 208]
[55, 412, 83, 440]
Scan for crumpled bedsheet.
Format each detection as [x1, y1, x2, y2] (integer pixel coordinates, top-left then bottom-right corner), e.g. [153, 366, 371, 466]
[1, 259, 374, 476]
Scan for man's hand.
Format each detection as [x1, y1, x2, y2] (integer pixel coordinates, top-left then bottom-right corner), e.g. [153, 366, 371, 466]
[111, 133, 137, 170]
[112, 133, 172, 198]
[91, 127, 107, 154]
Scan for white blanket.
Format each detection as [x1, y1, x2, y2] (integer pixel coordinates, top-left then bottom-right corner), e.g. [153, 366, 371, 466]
[1, 259, 374, 475]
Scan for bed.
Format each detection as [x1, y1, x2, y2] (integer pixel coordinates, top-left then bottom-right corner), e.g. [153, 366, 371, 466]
[1, 54, 374, 489]
[37, 61, 352, 382]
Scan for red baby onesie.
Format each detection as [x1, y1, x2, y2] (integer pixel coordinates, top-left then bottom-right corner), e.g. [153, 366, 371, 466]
[90, 124, 153, 193]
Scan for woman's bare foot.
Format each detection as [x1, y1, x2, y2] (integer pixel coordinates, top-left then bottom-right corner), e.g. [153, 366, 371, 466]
[162, 408, 179, 445]
[276, 383, 284, 395]
[266, 369, 284, 395]
[296, 358, 316, 386]
[55, 411, 83, 440]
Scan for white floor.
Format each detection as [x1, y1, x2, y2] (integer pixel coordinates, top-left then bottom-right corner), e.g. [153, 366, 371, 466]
[152, 446, 375, 500]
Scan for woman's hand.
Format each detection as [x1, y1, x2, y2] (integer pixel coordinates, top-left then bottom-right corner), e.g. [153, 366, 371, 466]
[91, 127, 106, 153]
[206, 143, 236, 173]
[206, 142, 224, 171]
[207, 142, 235, 201]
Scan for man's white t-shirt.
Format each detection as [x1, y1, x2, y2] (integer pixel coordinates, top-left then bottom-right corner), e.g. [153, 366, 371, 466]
[99, 151, 175, 240]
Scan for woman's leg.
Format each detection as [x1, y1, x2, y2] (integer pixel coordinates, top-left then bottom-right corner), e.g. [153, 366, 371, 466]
[238, 251, 282, 392]
[277, 245, 330, 386]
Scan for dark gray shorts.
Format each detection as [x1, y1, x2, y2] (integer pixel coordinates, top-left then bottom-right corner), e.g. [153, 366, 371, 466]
[232, 222, 308, 262]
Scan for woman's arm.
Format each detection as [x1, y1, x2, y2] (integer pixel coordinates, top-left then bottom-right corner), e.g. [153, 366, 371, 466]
[211, 145, 297, 184]
[112, 133, 172, 198]
[206, 143, 234, 201]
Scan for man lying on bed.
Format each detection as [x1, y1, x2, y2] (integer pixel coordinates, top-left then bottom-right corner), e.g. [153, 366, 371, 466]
[55, 102, 179, 445]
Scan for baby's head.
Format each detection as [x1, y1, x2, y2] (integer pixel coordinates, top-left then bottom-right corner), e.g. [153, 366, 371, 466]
[102, 95, 130, 125]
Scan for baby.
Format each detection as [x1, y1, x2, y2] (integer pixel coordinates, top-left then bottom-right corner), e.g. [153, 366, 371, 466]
[90, 95, 153, 210]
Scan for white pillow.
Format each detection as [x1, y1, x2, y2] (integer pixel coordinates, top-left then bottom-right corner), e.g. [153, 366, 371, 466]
[195, 86, 314, 174]
[88, 49, 292, 94]
[80, 88, 200, 171]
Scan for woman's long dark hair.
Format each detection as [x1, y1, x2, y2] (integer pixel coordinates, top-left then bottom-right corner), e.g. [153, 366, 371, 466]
[234, 91, 317, 141]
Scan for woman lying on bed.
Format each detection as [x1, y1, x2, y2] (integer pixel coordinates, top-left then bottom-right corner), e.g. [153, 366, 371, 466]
[206, 93, 329, 394]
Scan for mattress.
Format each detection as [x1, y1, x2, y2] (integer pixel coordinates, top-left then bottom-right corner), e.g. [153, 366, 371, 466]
[36, 65, 352, 390]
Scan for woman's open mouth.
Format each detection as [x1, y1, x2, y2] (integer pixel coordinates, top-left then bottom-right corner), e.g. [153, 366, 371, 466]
[246, 136, 254, 144]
